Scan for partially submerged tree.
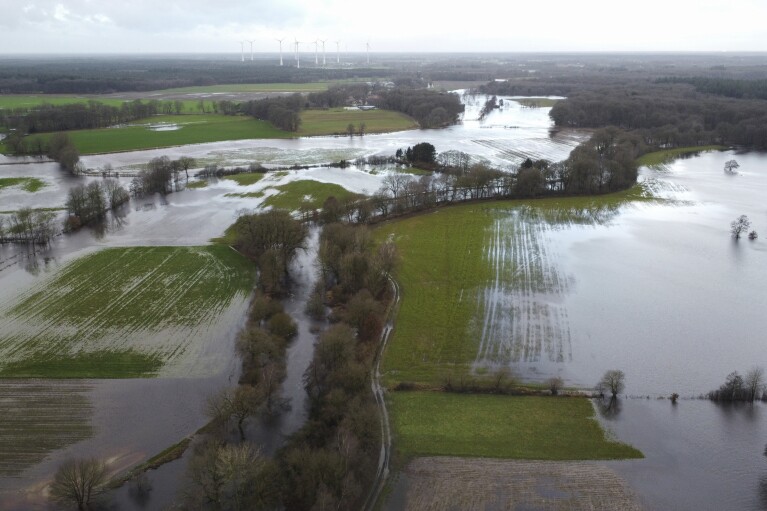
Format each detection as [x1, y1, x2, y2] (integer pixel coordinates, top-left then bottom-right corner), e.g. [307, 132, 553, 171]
[598, 370, 626, 398]
[49, 458, 108, 510]
[731, 215, 751, 239]
[724, 159, 740, 174]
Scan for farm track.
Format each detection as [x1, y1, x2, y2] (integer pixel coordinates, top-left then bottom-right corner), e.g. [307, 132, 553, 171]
[363, 275, 399, 511]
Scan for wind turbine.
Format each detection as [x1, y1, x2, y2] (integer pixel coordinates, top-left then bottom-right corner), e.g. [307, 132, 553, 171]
[294, 38, 301, 69]
[320, 39, 326, 66]
[314, 40, 319, 65]
[335, 41, 340, 64]
[248, 40, 255, 61]
[238, 41, 245, 62]
[276, 38, 284, 66]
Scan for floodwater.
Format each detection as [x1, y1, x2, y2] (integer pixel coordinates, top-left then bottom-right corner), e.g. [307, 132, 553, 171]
[4, 94, 764, 509]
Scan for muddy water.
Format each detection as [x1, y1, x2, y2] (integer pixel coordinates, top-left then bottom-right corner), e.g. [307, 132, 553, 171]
[599, 399, 767, 511]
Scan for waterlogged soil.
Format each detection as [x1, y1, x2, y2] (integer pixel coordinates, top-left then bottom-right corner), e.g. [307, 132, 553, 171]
[385, 457, 643, 511]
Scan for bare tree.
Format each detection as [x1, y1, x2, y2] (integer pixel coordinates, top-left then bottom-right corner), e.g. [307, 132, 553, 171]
[599, 370, 625, 398]
[49, 458, 108, 510]
[724, 159, 740, 174]
[731, 215, 751, 239]
[745, 367, 765, 402]
[547, 377, 564, 396]
[205, 386, 264, 440]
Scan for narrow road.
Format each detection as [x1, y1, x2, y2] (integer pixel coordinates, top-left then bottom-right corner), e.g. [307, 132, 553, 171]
[362, 275, 400, 511]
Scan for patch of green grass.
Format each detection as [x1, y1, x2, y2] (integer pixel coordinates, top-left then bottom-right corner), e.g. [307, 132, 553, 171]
[25, 114, 291, 155]
[0, 95, 209, 113]
[298, 108, 418, 136]
[636, 145, 726, 168]
[0, 207, 65, 214]
[185, 180, 208, 189]
[512, 98, 560, 108]
[399, 167, 432, 176]
[263, 180, 361, 211]
[0, 350, 163, 378]
[0, 245, 255, 378]
[390, 392, 642, 460]
[0, 177, 47, 192]
[223, 173, 266, 186]
[375, 190, 648, 386]
[0, 95, 126, 110]
[225, 191, 265, 199]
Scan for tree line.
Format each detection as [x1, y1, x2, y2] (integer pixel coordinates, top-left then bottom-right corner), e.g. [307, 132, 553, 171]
[0, 58, 390, 94]
[240, 94, 303, 132]
[548, 85, 767, 150]
[1, 99, 170, 134]
[370, 87, 464, 128]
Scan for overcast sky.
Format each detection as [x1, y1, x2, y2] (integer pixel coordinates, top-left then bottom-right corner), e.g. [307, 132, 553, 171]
[1, 0, 766, 54]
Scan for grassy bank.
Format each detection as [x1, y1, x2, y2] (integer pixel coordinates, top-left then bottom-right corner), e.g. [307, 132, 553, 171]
[0, 245, 255, 378]
[297, 108, 418, 136]
[636, 145, 727, 168]
[390, 392, 642, 460]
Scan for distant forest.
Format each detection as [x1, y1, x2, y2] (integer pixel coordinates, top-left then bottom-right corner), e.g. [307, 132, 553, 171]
[0, 57, 390, 94]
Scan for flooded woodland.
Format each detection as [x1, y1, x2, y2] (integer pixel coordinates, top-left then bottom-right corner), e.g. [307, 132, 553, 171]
[1, 93, 766, 510]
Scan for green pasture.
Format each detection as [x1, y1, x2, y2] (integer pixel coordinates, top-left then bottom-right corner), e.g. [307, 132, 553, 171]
[390, 392, 642, 460]
[223, 173, 265, 186]
[0, 245, 254, 378]
[262, 180, 361, 211]
[23, 114, 290, 155]
[0, 177, 47, 192]
[375, 189, 651, 387]
[298, 108, 418, 136]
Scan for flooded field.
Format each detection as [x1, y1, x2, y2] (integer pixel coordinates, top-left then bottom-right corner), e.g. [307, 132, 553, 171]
[2, 93, 764, 509]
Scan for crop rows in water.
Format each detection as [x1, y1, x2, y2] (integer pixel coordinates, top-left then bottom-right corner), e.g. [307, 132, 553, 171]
[377, 192, 649, 386]
[0, 381, 93, 477]
[473, 210, 572, 367]
[0, 245, 254, 378]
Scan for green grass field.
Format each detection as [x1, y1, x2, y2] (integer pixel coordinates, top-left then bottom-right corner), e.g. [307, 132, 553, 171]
[0, 177, 47, 192]
[11, 107, 416, 155]
[223, 173, 265, 186]
[24, 114, 291, 154]
[0, 95, 212, 113]
[375, 190, 649, 386]
[0, 245, 255, 378]
[262, 180, 361, 210]
[636, 145, 727, 168]
[390, 392, 642, 460]
[185, 180, 208, 189]
[298, 108, 418, 136]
